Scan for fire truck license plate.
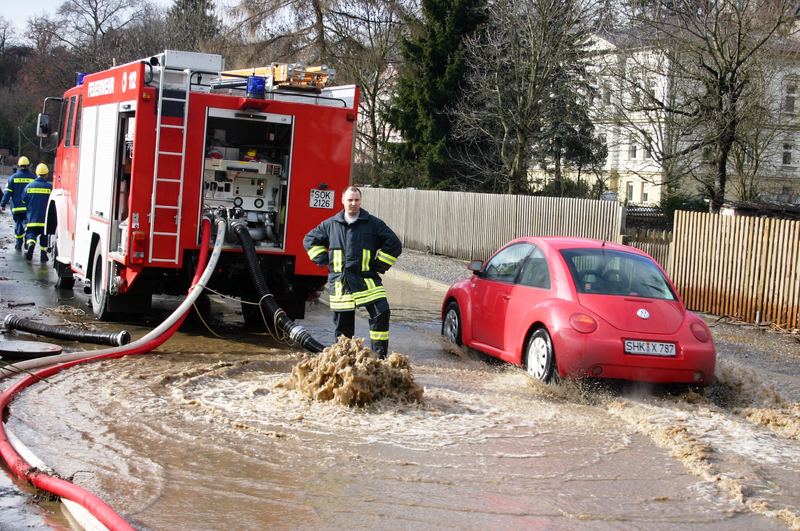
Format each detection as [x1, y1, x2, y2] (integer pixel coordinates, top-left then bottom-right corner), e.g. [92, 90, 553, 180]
[310, 189, 334, 209]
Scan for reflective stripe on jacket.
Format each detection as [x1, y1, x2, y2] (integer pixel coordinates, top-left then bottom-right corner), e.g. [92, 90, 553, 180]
[23, 176, 52, 225]
[303, 208, 402, 311]
[1, 169, 36, 213]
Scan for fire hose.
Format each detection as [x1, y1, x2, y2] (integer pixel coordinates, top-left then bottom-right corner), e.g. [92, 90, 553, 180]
[3, 314, 131, 346]
[231, 219, 326, 353]
[0, 216, 225, 530]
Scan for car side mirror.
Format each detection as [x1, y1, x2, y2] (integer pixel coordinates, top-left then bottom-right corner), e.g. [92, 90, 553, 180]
[468, 260, 483, 274]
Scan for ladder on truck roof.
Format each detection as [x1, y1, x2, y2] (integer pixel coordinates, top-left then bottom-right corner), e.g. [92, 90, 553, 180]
[149, 67, 191, 264]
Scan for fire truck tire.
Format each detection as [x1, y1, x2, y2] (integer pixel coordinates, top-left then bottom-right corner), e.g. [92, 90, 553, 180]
[91, 253, 111, 320]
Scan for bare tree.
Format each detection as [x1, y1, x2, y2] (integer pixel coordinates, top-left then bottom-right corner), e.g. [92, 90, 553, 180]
[57, 0, 142, 49]
[450, 0, 600, 194]
[0, 17, 15, 54]
[230, 0, 336, 63]
[326, 0, 409, 184]
[609, 0, 799, 211]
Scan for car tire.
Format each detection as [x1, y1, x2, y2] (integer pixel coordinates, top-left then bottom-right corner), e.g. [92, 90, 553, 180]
[525, 327, 557, 383]
[442, 301, 462, 346]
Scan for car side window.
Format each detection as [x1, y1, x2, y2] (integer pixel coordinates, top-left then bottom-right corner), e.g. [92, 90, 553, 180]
[518, 247, 550, 289]
[483, 243, 532, 283]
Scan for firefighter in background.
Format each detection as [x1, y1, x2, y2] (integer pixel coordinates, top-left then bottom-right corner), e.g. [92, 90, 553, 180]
[0, 156, 35, 250]
[303, 186, 402, 358]
[22, 163, 52, 262]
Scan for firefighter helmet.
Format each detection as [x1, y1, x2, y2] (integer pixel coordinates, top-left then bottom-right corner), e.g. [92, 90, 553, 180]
[18, 156, 30, 166]
[35, 163, 49, 176]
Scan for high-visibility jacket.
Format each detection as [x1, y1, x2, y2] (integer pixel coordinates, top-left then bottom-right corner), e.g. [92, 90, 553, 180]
[22, 176, 52, 227]
[1, 168, 36, 214]
[303, 208, 402, 311]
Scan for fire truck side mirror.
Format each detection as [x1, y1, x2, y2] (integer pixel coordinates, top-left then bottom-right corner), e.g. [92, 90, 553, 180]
[37, 113, 51, 138]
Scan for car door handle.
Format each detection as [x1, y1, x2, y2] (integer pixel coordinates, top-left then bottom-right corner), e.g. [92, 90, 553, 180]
[502, 295, 511, 300]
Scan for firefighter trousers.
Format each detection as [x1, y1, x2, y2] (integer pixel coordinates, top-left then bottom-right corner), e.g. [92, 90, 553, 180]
[12, 212, 26, 249]
[24, 225, 46, 252]
[333, 298, 391, 359]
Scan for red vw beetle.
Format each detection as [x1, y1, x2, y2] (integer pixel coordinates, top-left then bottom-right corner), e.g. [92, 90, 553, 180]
[441, 237, 716, 385]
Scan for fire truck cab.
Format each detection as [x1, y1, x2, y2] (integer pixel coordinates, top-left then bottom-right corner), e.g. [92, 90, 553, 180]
[37, 50, 359, 322]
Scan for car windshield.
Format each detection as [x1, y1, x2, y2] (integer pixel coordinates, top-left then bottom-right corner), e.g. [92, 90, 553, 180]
[560, 248, 676, 300]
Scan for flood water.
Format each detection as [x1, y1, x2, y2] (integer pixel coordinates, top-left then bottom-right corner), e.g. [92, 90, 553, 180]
[2, 242, 800, 528]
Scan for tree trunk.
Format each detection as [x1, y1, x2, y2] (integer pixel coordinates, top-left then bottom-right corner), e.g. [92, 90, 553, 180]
[553, 143, 563, 196]
[312, 0, 327, 62]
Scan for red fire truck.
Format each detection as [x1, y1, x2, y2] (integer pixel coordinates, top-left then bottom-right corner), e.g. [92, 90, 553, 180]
[36, 50, 359, 322]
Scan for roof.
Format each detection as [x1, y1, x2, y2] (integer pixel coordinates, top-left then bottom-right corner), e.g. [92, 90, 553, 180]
[511, 236, 643, 255]
[721, 200, 800, 220]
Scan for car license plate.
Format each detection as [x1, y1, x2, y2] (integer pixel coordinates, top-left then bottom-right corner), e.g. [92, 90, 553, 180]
[310, 189, 334, 209]
[624, 340, 676, 356]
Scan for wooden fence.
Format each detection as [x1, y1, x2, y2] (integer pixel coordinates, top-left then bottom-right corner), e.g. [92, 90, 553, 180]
[624, 228, 672, 269]
[669, 211, 800, 330]
[361, 189, 800, 329]
[361, 188, 625, 260]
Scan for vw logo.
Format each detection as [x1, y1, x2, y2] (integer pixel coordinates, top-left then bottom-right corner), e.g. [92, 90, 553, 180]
[636, 308, 650, 320]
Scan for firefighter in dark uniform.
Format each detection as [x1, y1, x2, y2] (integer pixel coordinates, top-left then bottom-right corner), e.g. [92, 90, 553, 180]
[0, 156, 35, 250]
[303, 186, 402, 358]
[22, 163, 52, 262]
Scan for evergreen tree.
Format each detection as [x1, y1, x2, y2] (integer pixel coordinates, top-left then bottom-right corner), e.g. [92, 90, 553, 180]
[448, 0, 600, 195]
[166, 0, 221, 51]
[534, 62, 607, 196]
[383, 0, 486, 189]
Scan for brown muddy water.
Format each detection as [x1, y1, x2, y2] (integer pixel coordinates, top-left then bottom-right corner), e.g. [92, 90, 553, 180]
[2, 242, 800, 528]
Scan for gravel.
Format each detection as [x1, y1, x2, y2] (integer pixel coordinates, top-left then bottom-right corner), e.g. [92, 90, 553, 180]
[393, 248, 473, 286]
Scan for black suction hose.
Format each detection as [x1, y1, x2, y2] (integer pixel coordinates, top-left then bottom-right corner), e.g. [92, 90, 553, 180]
[3, 314, 131, 346]
[231, 221, 326, 353]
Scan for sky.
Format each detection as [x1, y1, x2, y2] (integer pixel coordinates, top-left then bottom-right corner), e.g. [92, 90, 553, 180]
[4, 0, 177, 34]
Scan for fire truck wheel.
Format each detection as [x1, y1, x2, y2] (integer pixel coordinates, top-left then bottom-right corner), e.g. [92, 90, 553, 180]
[91, 252, 111, 320]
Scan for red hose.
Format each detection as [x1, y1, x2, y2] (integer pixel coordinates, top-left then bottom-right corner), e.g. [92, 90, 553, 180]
[0, 218, 213, 530]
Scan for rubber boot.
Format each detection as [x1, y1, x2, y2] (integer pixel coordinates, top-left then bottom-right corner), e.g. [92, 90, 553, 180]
[25, 242, 34, 261]
[14, 240, 22, 251]
[40, 250, 48, 263]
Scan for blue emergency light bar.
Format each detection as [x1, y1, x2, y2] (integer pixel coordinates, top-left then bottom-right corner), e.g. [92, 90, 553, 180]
[246, 76, 266, 99]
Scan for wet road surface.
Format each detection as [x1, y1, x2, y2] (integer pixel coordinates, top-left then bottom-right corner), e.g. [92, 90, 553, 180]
[1, 218, 800, 529]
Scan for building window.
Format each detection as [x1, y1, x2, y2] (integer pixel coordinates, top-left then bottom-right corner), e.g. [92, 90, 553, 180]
[630, 86, 640, 107]
[783, 143, 793, 166]
[785, 82, 797, 115]
[644, 143, 652, 159]
[626, 181, 634, 200]
[628, 137, 637, 159]
[602, 83, 611, 105]
[642, 188, 649, 202]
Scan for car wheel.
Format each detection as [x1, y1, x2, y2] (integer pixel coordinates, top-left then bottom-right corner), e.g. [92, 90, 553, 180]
[442, 301, 462, 346]
[91, 252, 111, 320]
[525, 327, 556, 383]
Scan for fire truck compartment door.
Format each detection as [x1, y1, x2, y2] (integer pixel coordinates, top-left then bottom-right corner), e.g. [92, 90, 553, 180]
[73, 103, 118, 272]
